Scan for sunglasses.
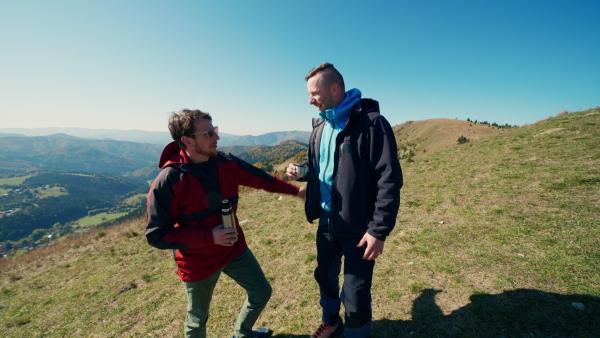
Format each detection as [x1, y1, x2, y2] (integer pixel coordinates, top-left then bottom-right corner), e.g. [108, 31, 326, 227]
[188, 126, 219, 139]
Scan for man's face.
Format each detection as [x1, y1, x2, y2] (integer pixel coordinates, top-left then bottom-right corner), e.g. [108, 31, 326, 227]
[307, 73, 336, 112]
[187, 118, 220, 161]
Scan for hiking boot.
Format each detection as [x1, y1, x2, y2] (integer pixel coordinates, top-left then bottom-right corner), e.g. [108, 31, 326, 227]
[233, 326, 272, 338]
[311, 320, 344, 338]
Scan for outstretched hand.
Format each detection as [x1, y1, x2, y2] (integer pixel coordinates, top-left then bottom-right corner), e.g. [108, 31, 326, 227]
[357, 232, 385, 260]
[212, 226, 238, 247]
[286, 163, 300, 181]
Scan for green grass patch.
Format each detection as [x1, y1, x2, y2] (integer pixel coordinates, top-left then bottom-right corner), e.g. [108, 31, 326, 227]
[75, 212, 128, 227]
[0, 175, 32, 186]
[123, 193, 146, 206]
[34, 186, 68, 198]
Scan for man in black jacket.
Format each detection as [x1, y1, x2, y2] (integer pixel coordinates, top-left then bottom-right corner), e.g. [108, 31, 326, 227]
[287, 63, 402, 338]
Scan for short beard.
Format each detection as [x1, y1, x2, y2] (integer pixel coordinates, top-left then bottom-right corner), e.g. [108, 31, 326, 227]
[195, 145, 218, 158]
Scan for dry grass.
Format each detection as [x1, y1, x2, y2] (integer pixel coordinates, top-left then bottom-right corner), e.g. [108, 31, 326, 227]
[1, 108, 599, 337]
[393, 118, 506, 157]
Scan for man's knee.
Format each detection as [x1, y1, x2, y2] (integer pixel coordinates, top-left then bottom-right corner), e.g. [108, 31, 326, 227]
[184, 310, 209, 337]
[314, 264, 333, 286]
[249, 281, 272, 305]
[263, 283, 273, 301]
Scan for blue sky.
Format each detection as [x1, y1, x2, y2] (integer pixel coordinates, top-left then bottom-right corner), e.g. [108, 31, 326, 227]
[1, 0, 598, 136]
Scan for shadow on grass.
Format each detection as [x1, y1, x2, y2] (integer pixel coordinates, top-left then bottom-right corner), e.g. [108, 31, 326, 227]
[272, 289, 600, 337]
[373, 288, 600, 337]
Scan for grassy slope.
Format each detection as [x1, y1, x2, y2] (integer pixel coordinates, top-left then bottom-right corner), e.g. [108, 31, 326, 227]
[393, 118, 506, 156]
[1, 109, 599, 337]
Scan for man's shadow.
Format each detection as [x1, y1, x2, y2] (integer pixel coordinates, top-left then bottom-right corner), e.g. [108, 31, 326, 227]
[373, 288, 600, 337]
[272, 288, 600, 337]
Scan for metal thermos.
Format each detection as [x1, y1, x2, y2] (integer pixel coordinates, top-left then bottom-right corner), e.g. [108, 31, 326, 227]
[221, 199, 236, 229]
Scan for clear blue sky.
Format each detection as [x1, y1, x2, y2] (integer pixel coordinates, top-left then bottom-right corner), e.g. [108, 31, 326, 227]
[1, 0, 598, 136]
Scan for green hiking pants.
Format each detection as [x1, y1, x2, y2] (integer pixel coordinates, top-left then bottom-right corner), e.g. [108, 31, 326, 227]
[183, 248, 272, 338]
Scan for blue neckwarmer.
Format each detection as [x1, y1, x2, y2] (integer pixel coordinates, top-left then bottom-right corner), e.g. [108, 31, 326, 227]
[318, 88, 361, 128]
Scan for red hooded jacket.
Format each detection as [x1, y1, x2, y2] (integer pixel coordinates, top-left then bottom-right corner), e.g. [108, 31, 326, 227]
[146, 141, 300, 282]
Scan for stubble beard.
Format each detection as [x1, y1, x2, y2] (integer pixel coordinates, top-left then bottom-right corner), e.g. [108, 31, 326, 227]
[194, 144, 218, 158]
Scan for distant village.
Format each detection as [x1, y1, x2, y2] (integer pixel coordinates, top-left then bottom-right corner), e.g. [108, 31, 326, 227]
[0, 188, 23, 226]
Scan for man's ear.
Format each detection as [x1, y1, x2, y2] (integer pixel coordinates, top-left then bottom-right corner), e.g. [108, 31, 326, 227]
[330, 82, 340, 95]
[181, 136, 192, 148]
[331, 82, 344, 99]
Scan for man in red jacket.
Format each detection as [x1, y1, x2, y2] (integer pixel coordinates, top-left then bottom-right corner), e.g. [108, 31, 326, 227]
[146, 109, 305, 338]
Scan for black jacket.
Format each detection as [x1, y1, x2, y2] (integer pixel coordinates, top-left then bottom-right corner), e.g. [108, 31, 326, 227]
[298, 98, 402, 240]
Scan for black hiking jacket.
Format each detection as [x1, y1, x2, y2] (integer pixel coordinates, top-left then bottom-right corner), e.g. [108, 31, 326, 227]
[297, 98, 403, 240]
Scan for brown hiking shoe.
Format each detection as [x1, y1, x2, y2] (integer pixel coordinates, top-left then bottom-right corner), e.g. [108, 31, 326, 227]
[311, 320, 344, 338]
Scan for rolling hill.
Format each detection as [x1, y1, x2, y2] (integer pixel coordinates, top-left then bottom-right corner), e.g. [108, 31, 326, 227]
[393, 118, 512, 160]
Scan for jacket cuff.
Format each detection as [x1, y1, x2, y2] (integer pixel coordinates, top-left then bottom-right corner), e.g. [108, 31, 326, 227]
[367, 228, 387, 241]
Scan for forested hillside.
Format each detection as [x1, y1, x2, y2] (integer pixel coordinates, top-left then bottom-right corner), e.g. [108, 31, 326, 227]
[236, 140, 308, 172]
[0, 172, 144, 244]
[0, 135, 309, 255]
[217, 130, 310, 147]
[219, 144, 267, 157]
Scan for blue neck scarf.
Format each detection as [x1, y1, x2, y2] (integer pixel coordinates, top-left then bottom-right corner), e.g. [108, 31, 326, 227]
[319, 88, 362, 129]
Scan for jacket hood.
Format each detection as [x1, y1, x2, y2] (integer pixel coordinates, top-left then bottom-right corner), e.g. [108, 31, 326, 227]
[358, 98, 380, 114]
[158, 142, 220, 181]
[158, 141, 191, 169]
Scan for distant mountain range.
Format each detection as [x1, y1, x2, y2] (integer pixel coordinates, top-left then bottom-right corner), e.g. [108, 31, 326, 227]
[0, 127, 311, 147]
[0, 133, 163, 179]
[0, 120, 510, 179]
[217, 130, 311, 147]
[0, 129, 311, 179]
[0, 127, 205, 145]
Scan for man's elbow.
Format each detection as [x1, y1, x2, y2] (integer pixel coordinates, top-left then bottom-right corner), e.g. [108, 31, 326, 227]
[145, 228, 167, 249]
[146, 234, 162, 249]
